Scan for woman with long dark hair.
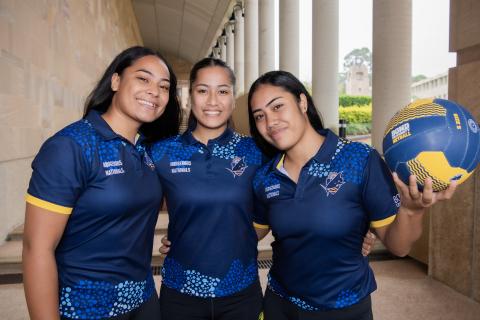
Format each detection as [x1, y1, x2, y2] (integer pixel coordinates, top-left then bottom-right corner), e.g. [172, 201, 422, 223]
[23, 46, 180, 320]
[247, 70, 456, 320]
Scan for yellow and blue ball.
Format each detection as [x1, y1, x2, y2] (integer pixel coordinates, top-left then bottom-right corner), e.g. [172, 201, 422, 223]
[382, 98, 480, 191]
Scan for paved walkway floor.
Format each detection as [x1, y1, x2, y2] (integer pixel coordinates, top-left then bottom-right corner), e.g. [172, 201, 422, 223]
[2, 258, 479, 319]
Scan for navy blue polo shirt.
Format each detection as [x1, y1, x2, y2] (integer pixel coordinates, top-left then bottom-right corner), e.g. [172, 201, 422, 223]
[150, 128, 264, 298]
[26, 110, 162, 319]
[253, 129, 400, 311]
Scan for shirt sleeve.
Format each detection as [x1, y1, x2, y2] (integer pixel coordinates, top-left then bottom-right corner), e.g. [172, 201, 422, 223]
[26, 135, 89, 214]
[252, 183, 270, 229]
[362, 149, 400, 229]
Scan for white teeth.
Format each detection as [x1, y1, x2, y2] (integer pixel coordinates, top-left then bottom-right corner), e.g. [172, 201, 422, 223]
[204, 111, 220, 116]
[137, 99, 155, 108]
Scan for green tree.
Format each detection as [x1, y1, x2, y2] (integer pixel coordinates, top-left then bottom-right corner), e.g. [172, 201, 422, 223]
[338, 72, 347, 95]
[343, 47, 372, 73]
[412, 74, 427, 83]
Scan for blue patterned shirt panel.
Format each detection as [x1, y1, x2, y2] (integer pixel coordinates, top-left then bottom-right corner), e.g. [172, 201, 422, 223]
[161, 257, 258, 298]
[59, 274, 155, 319]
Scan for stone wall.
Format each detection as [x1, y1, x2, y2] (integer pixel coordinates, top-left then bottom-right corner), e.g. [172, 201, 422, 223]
[429, 0, 480, 302]
[0, 0, 142, 242]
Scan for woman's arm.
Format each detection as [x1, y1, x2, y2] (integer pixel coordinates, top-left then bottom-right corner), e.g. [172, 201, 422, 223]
[23, 203, 69, 320]
[254, 226, 270, 241]
[159, 225, 272, 254]
[159, 236, 171, 255]
[362, 231, 376, 257]
[374, 174, 456, 257]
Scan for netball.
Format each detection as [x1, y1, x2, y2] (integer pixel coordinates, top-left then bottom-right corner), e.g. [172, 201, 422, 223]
[382, 98, 480, 191]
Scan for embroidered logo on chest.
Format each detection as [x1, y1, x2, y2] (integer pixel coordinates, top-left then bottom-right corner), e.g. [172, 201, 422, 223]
[144, 153, 155, 170]
[103, 160, 125, 176]
[226, 156, 248, 177]
[320, 171, 345, 196]
[265, 183, 280, 199]
[170, 161, 191, 174]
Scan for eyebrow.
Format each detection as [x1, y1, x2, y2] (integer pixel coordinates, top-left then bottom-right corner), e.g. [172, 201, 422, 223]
[194, 83, 231, 88]
[135, 69, 170, 82]
[252, 96, 282, 113]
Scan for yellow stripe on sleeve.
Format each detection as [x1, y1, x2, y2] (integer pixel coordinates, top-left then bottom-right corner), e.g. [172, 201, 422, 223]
[25, 194, 73, 215]
[253, 222, 270, 229]
[370, 214, 396, 228]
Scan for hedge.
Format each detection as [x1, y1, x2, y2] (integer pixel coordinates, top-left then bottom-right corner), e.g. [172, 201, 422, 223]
[346, 123, 371, 135]
[339, 95, 372, 107]
[338, 105, 371, 124]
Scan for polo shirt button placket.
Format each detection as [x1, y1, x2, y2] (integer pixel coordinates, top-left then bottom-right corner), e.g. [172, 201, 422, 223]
[204, 146, 213, 175]
[126, 143, 142, 172]
[295, 168, 309, 199]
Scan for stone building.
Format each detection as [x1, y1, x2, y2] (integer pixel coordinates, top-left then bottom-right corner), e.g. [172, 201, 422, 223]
[345, 63, 371, 96]
[411, 72, 448, 100]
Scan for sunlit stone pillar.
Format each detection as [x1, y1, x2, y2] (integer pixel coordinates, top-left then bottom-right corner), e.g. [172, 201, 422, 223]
[259, 0, 275, 74]
[312, 0, 339, 132]
[244, 0, 259, 90]
[372, 0, 412, 149]
[279, 0, 299, 77]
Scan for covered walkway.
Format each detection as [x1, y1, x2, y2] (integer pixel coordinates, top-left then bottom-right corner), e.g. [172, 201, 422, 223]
[1, 0, 479, 317]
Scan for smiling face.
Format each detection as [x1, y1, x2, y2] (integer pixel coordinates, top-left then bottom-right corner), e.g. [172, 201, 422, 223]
[110, 55, 171, 125]
[190, 66, 234, 138]
[250, 84, 309, 152]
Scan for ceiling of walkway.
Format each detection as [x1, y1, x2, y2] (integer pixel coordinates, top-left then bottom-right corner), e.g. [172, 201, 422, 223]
[132, 0, 234, 63]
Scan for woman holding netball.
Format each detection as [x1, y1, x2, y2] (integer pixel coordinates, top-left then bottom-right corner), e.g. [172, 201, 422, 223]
[247, 70, 456, 320]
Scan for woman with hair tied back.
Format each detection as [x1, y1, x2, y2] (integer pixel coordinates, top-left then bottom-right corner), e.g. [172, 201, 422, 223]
[248, 70, 457, 320]
[150, 57, 265, 320]
[23, 46, 180, 320]
[154, 59, 376, 320]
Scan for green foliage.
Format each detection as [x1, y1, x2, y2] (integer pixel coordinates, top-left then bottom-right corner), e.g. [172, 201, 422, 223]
[343, 47, 372, 72]
[338, 72, 346, 95]
[339, 95, 372, 107]
[412, 74, 427, 83]
[338, 82, 346, 95]
[339, 104, 372, 135]
[346, 123, 371, 136]
[339, 105, 371, 124]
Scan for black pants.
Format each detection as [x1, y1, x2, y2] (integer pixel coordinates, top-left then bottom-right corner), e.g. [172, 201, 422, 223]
[263, 288, 373, 320]
[61, 292, 160, 320]
[159, 281, 263, 320]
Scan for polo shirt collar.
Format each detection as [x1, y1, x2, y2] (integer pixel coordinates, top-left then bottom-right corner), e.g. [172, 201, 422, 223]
[312, 129, 339, 163]
[271, 129, 339, 172]
[85, 110, 146, 144]
[181, 127, 234, 146]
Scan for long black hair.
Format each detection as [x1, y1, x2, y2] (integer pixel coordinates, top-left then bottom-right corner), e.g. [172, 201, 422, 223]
[187, 57, 236, 130]
[83, 46, 181, 142]
[247, 70, 324, 158]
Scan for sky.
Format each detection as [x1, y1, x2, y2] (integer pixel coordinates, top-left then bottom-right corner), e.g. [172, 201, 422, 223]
[292, 0, 456, 83]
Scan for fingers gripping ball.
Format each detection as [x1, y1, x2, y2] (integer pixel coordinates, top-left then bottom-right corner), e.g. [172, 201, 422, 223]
[382, 98, 480, 191]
